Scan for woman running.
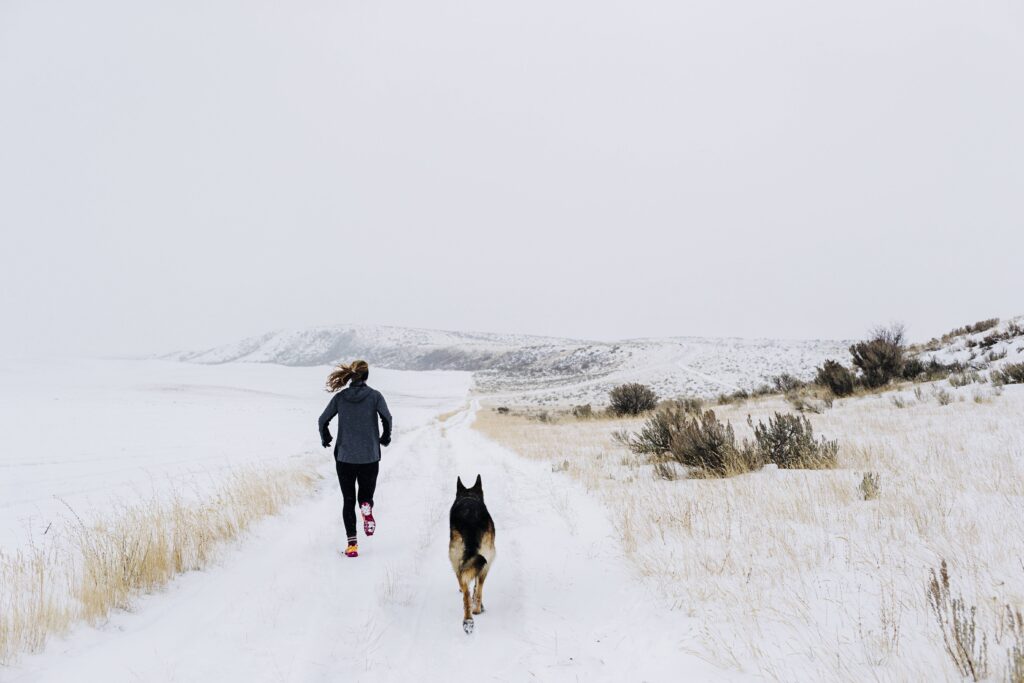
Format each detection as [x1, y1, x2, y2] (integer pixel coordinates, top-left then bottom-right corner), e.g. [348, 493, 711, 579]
[318, 360, 392, 557]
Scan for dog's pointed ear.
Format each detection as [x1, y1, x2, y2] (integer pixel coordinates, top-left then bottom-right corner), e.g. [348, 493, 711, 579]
[472, 474, 482, 491]
[456, 476, 466, 493]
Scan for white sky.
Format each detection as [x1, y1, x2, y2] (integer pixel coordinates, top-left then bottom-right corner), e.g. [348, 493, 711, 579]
[1, 0, 1022, 356]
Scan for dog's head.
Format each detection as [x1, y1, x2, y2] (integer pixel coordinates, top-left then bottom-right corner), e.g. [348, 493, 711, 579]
[456, 474, 484, 501]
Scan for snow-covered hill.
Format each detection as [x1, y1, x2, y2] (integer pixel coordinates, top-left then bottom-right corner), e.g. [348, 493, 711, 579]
[914, 314, 1024, 373]
[169, 325, 853, 403]
[169, 316, 1024, 405]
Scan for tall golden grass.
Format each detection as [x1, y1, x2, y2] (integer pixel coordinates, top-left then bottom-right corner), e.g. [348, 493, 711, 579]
[475, 383, 1024, 681]
[0, 460, 321, 663]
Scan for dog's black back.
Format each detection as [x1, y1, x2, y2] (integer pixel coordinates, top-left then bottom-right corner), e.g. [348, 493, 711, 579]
[449, 475, 495, 571]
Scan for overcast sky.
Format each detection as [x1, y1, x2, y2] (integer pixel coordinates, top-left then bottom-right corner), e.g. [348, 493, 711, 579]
[1, 0, 1021, 356]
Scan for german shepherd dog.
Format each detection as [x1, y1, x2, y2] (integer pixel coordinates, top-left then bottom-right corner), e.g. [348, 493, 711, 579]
[449, 475, 495, 634]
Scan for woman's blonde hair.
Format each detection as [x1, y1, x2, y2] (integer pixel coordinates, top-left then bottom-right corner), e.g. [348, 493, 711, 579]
[325, 360, 370, 392]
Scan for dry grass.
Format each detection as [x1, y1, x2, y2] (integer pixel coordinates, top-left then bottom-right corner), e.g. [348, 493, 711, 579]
[475, 385, 1024, 681]
[0, 459, 321, 664]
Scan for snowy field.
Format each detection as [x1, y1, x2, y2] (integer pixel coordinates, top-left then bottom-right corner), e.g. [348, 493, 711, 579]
[476, 382, 1024, 681]
[0, 359, 470, 550]
[5, 354, 1022, 681]
[1, 359, 744, 681]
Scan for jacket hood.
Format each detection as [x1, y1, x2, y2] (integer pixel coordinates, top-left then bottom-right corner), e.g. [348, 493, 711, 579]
[340, 381, 373, 403]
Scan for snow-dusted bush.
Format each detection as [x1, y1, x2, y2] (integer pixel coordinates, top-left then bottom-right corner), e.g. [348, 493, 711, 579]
[849, 324, 906, 388]
[903, 357, 963, 382]
[859, 472, 881, 500]
[671, 396, 705, 414]
[745, 412, 837, 469]
[571, 404, 593, 419]
[622, 400, 701, 457]
[949, 370, 984, 388]
[621, 406, 759, 477]
[668, 410, 759, 477]
[815, 359, 855, 396]
[770, 373, 806, 394]
[608, 383, 658, 416]
[927, 560, 989, 681]
[716, 388, 750, 405]
[992, 363, 1024, 386]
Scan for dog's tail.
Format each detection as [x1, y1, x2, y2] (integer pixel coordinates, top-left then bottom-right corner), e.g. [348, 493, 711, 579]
[460, 554, 487, 576]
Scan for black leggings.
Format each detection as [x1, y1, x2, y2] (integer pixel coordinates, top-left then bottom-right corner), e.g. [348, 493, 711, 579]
[336, 461, 379, 540]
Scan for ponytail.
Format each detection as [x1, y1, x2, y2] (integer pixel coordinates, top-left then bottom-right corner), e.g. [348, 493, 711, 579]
[325, 360, 370, 392]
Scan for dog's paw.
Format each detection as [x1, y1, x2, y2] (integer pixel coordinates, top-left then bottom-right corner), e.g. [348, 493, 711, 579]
[463, 618, 475, 635]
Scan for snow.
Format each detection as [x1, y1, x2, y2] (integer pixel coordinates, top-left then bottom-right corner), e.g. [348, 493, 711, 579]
[9, 316, 1020, 680]
[2, 360, 746, 682]
[0, 358, 471, 550]
[917, 314, 1024, 372]
[167, 323, 854, 404]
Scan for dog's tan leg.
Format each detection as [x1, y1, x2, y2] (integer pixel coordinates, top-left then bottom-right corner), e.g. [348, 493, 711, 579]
[473, 564, 490, 614]
[460, 576, 474, 634]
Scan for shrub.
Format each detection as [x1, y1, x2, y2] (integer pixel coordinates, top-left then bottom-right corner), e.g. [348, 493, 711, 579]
[785, 388, 832, 414]
[621, 399, 713, 457]
[815, 360, 855, 397]
[571, 404, 593, 419]
[620, 407, 758, 477]
[849, 324, 906, 388]
[927, 560, 989, 681]
[495, 406, 510, 415]
[992, 363, 1024, 386]
[949, 370, 983, 388]
[943, 318, 1000, 341]
[1004, 607, 1024, 683]
[901, 357, 926, 381]
[859, 472, 881, 500]
[987, 349, 1008, 363]
[674, 397, 705, 415]
[608, 383, 658, 416]
[717, 388, 750, 405]
[934, 388, 954, 406]
[980, 332, 1002, 349]
[746, 412, 838, 469]
[771, 373, 805, 394]
[970, 318, 1000, 334]
[669, 410, 759, 476]
[906, 357, 963, 382]
[622, 402, 687, 456]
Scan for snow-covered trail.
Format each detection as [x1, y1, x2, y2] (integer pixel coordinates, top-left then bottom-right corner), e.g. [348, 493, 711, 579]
[9, 403, 740, 683]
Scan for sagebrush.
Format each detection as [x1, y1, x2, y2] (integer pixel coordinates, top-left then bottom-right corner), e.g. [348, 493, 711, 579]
[850, 324, 905, 388]
[608, 383, 658, 416]
[746, 412, 838, 469]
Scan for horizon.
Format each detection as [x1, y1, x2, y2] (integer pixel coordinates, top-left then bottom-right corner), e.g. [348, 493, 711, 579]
[3, 311, 1020, 362]
[78, 310, 1022, 362]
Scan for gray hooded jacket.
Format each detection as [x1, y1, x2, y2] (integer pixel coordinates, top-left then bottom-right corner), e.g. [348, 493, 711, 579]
[318, 381, 393, 464]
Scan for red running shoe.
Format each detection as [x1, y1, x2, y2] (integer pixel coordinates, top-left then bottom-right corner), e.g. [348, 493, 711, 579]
[360, 502, 376, 536]
[344, 542, 358, 558]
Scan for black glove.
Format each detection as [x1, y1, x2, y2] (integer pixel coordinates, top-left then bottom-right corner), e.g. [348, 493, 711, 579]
[322, 439, 332, 449]
[380, 435, 391, 447]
